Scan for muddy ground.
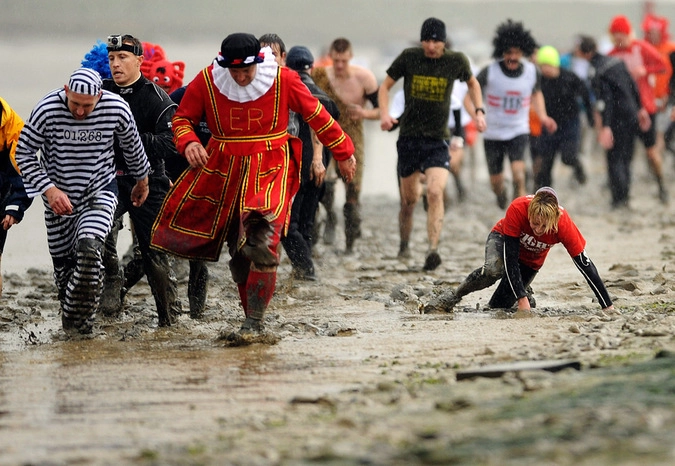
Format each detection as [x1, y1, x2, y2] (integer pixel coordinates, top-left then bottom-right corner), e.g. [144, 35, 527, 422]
[1, 144, 675, 465]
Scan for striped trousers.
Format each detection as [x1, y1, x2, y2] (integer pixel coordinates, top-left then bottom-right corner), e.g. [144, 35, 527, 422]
[45, 189, 118, 331]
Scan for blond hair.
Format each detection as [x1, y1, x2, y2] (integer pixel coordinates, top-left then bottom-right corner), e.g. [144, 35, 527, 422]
[527, 189, 560, 234]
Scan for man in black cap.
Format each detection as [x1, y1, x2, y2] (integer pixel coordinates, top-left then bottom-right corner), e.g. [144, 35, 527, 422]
[151, 33, 356, 339]
[379, 17, 487, 272]
[281, 45, 340, 280]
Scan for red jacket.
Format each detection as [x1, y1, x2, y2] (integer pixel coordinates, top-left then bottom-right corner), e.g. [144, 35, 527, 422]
[609, 38, 667, 114]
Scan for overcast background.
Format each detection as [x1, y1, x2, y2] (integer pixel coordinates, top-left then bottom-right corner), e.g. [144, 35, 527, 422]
[2, 0, 674, 116]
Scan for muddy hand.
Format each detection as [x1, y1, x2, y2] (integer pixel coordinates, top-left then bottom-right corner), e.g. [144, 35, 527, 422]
[185, 142, 209, 168]
[347, 104, 362, 121]
[45, 186, 73, 216]
[1, 214, 17, 230]
[380, 114, 398, 132]
[131, 177, 149, 207]
[311, 160, 326, 187]
[338, 155, 357, 183]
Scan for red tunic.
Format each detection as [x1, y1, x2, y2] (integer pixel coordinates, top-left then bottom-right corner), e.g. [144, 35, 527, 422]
[492, 195, 586, 270]
[151, 64, 354, 261]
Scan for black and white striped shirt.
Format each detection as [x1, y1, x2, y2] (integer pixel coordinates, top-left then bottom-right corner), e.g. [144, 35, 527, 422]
[15, 88, 149, 205]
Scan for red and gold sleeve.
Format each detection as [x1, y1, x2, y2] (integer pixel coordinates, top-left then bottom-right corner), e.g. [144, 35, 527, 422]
[171, 71, 208, 154]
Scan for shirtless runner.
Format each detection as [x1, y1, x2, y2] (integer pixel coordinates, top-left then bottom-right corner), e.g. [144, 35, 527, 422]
[312, 38, 380, 254]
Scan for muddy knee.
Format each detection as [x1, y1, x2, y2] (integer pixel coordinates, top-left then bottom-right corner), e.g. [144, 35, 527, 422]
[241, 215, 279, 268]
[77, 237, 104, 262]
[483, 257, 504, 280]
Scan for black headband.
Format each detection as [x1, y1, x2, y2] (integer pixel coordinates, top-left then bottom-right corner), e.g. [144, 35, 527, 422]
[107, 43, 142, 56]
[107, 35, 142, 56]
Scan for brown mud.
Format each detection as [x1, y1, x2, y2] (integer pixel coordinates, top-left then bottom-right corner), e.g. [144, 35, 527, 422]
[1, 145, 675, 465]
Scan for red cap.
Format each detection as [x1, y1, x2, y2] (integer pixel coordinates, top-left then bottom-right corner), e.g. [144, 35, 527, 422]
[609, 15, 632, 35]
[642, 14, 669, 42]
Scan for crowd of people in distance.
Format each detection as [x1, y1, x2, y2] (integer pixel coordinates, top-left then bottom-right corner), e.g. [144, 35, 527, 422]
[2, 7, 674, 339]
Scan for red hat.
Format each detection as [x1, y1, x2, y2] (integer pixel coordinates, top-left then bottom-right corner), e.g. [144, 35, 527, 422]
[642, 14, 669, 42]
[609, 15, 632, 35]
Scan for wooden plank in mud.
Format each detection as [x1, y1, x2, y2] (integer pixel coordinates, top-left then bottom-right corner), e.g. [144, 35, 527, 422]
[456, 359, 581, 381]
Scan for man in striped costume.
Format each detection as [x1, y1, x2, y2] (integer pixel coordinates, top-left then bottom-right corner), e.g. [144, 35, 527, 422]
[15, 68, 150, 335]
[151, 33, 356, 338]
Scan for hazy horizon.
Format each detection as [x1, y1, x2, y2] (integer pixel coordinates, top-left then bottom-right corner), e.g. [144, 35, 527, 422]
[1, 1, 669, 53]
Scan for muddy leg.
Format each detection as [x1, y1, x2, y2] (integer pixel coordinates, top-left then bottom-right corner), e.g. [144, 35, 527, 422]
[188, 260, 209, 319]
[240, 270, 276, 333]
[343, 202, 361, 254]
[61, 237, 105, 334]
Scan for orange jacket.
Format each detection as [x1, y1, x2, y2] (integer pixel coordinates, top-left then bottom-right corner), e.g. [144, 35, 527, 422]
[0, 96, 24, 173]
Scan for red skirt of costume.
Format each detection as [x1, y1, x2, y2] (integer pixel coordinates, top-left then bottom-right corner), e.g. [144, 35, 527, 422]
[150, 137, 301, 262]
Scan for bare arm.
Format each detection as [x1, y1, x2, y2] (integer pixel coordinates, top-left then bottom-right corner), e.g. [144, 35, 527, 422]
[345, 67, 381, 121]
[465, 75, 487, 132]
[378, 75, 397, 131]
[309, 130, 326, 187]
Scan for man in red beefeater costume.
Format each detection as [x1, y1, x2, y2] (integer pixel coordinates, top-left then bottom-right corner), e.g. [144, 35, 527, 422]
[151, 33, 355, 338]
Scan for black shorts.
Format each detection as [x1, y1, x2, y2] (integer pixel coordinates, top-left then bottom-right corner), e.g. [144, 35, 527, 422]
[637, 113, 657, 148]
[396, 137, 450, 178]
[483, 134, 529, 176]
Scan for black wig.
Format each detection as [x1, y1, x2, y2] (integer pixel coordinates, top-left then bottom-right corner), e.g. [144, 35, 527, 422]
[491, 19, 538, 59]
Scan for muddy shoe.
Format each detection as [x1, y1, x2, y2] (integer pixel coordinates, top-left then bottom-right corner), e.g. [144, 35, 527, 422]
[219, 319, 263, 346]
[659, 185, 669, 205]
[496, 189, 508, 209]
[423, 290, 460, 314]
[62, 314, 94, 337]
[219, 318, 281, 346]
[422, 250, 442, 271]
[292, 267, 317, 282]
[573, 164, 587, 185]
[189, 304, 205, 320]
[100, 275, 124, 317]
[157, 313, 175, 328]
[220, 329, 281, 347]
[189, 299, 205, 320]
[240, 316, 264, 334]
[398, 242, 411, 259]
[157, 303, 180, 327]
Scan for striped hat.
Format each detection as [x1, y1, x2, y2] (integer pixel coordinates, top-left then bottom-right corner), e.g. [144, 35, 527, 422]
[68, 67, 102, 95]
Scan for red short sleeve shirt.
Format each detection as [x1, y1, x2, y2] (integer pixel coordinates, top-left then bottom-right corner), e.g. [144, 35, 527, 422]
[492, 195, 586, 270]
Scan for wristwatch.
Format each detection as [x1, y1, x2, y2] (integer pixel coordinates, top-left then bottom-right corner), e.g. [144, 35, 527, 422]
[475, 107, 486, 115]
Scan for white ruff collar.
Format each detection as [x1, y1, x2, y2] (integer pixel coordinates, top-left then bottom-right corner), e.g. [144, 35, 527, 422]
[211, 46, 278, 102]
